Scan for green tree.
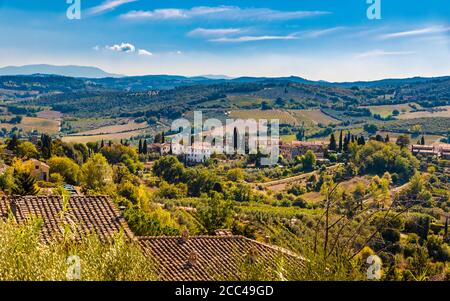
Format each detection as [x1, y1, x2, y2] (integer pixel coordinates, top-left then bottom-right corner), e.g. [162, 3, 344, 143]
[17, 142, 39, 159]
[198, 193, 233, 233]
[302, 150, 317, 171]
[152, 156, 185, 184]
[329, 133, 337, 151]
[396, 134, 410, 148]
[47, 156, 82, 185]
[12, 171, 39, 195]
[81, 153, 113, 193]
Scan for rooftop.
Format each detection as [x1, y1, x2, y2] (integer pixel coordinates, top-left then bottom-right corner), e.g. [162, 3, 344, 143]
[0, 195, 133, 243]
[138, 235, 304, 281]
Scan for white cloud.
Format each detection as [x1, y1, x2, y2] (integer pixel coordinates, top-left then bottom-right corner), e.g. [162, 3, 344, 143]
[138, 49, 153, 56]
[88, 0, 137, 15]
[106, 42, 136, 53]
[120, 6, 330, 21]
[188, 28, 242, 37]
[356, 50, 415, 58]
[210, 34, 298, 43]
[379, 25, 450, 39]
[302, 27, 345, 38]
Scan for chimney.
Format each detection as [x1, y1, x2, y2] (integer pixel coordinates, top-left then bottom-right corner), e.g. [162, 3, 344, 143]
[180, 229, 189, 244]
[187, 250, 198, 267]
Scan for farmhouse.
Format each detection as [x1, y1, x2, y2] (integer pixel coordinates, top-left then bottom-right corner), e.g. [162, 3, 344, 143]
[184, 141, 212, 163]
[280, 140, 328, 162]
[26, 159, 50, 181]
[411, 144, 450, 159]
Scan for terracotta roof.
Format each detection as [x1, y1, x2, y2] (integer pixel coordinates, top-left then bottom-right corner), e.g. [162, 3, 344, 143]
[138, 235, 304, 281]
[0, 196, 10, 221]
[1, 195, 133, 243]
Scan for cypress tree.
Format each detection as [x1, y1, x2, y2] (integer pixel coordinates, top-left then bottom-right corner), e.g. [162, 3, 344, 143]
[329, 133, 337, 151]
[338, 130, 343, 152]
[143, 139, 148, 154]
[421, 136, 425, 145]
[138, 139, 142, 154]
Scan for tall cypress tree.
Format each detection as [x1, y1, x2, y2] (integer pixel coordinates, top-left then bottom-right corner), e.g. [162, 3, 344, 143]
[338, 130, 343, 152]
[138, 139, 142, 154]
[7, 134, 18, 151]
[329, 133, 337, 151]
[420, 136, 425, 145]
[143, 139, 148, 154]
[162, 131, 165, 143]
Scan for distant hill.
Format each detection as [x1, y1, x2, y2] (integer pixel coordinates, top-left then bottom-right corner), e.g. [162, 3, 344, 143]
[0, 64, 122, 78]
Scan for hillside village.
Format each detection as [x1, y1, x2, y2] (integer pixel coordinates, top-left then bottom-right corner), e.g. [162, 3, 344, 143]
[0, 121, 449, 280]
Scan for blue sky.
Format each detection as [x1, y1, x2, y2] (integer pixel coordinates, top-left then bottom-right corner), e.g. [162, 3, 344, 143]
[0, 0, 449, 81]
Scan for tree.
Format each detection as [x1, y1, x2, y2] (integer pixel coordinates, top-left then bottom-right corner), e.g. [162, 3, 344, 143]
[329, 133, 337, 151]
[154, 133, 162, 143]
[357, 135, 365, 145]
[17, 142, 39, 159]
[161, 131, 165, 143]
[12, 171, 39, 195]
[47, 156, 82, 185]
[392, 109, 400, 116]
[142, 140, 148, 154]
[302, 150, 317, 171]
[261, 101, 272, 110]
[364, 124, 378, 134]
[396, 135, 410, 148]
[7, 134, 19, 151]
[338, 130, 343, 152]
[152, 156, 185, 184]
[198, 193, 233, 233]
[385, 134, 390, 143]
[138, 139, 143, 154]
[420, 136, 425, 145]
[81, 153, 113, 193]
[40, 134, 52, 159]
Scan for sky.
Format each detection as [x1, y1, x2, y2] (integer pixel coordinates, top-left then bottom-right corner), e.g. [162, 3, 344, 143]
[0, 0, 449, 81]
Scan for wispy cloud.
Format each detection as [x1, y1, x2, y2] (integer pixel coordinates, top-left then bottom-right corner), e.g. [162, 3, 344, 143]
[302, 27, 345, 38]
[120, 6, 331, 21]
[210, 34, 298, 43]
[188, 28, 243, 37]
[138, 49, 152, 56]
[105, 42, 136, 53]
[87, 0, 137, 16]
[356, 50, 415, 58]
[379, 25, 450, 39]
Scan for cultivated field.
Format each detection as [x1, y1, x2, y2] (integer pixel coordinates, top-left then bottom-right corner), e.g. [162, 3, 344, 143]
[62, 129, 147, 143]
[396, 105, 450, 119]
[36, 110, 62, 120]
[229, 109, 298, 125]
[0, 116, 60, 134]
[72, 121, 148, 136]
[288, 109, 339, 126]
[360, 103, 420, 118]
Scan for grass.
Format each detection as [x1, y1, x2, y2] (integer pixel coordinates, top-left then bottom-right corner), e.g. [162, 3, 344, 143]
[0, 218, 155, 281]
[36, 110, 62, 120]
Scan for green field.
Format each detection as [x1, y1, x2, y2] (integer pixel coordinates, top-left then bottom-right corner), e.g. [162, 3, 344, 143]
[360, 103, 420, 118]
